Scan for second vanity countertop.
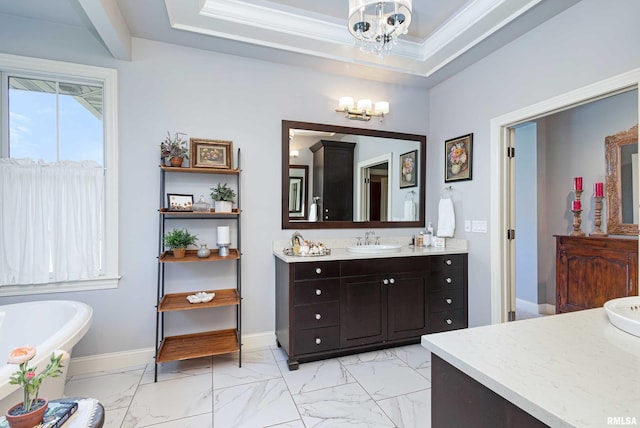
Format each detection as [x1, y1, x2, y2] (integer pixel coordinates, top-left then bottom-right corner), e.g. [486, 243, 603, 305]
[273, 237, 468, 263]
[422, 309, 640, 427]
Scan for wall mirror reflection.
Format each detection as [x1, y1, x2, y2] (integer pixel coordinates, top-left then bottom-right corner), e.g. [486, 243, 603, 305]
[282, 120, 426, 229]
[289, 165, 308, 220]
[606, 124, 639, 235]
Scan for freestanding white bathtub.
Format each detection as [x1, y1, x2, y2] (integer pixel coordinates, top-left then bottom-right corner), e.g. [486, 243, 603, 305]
[0, 300, 93, 413]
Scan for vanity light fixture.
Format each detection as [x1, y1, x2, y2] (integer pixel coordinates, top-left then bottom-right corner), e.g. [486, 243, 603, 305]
[348, 0, 412, 58]
[336, 97, 389, 121]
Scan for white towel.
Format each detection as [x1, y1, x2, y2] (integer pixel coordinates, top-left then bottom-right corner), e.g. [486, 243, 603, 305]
[437, 197, 455, 237]
[403, 200, 415, 221]
[308, 203, 318, 222]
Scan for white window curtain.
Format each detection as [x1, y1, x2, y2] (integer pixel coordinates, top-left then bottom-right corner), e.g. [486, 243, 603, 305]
[0, 158, 104, 285]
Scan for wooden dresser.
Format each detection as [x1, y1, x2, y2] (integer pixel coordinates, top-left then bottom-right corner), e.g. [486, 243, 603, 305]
[555, 235, 638, 313]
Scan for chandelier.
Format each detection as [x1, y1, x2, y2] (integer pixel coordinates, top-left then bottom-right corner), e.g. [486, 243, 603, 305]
[348, 0, 412, 57]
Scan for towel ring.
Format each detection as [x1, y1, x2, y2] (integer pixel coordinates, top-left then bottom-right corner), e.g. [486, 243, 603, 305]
[440, 186, 453, 198]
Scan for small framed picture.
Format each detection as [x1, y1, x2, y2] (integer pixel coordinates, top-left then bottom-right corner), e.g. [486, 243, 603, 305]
[445, 133, 473, 182]
[190, 138, 233, 169]
[167, 193, 193, 211]
[399, 150, 418, 188]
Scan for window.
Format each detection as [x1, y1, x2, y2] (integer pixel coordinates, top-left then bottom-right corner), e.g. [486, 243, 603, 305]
[0, 53, 119, 296]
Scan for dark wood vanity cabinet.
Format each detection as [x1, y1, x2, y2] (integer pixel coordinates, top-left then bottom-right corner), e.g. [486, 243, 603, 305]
[555, 235, 638, 313]
[310, 140, 355, 221]
[275, 253, 468, 370]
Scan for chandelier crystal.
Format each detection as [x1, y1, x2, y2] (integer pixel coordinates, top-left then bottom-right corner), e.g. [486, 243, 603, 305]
[348, 0, 412, 57]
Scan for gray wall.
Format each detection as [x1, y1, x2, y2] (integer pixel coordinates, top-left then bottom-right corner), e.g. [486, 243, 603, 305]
[428, 0, 640, 326]
[0, 16, 428, 357]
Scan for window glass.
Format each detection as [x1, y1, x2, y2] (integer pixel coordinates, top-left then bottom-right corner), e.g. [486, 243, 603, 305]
[8, 77, 103, 165]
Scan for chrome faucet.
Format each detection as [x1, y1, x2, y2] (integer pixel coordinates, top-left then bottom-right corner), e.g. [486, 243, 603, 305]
[364, 230, 375, 245]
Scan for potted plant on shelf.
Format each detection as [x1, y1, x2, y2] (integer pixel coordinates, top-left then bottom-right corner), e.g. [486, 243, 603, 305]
[210, 183, 236, 213]
[163, 228, 198, 258]
[5, 346, 67, 428]
[160, 131, 189, 167]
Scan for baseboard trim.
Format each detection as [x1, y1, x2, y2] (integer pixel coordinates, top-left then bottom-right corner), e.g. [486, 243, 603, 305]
[68, 331, 277, 376]
[516, 298, 555, 315]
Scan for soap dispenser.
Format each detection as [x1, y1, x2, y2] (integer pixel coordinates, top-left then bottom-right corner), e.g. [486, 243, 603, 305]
[425, 222, 434, 247]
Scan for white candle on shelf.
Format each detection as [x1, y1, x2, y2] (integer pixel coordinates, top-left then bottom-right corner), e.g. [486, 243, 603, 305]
[217, 226, 230, 244]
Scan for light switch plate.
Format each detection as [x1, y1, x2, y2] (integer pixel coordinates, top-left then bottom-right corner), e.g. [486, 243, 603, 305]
[472, 220, 488, 233]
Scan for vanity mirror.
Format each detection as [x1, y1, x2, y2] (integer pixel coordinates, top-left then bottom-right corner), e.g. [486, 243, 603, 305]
[605, 124, 638, 235]
[282, 120, 426, 229]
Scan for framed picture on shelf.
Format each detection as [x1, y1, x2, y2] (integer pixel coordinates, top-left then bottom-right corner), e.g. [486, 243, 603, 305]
[167, 193, 193, 211]
[399, 150, 418, 188]
[190, 139, 233, 169]
[445, 133, 473, 182]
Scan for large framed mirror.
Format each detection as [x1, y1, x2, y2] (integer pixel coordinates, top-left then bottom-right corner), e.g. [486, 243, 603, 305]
[605, 124, 638, 235]
[282, 120, 426, 229]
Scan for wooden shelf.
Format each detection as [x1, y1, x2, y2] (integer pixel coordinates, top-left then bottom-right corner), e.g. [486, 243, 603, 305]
[160, 165, 240, 175]
[156, 329, 239, 363]
[160, 208, 240, 216]
[160, 249, 240, 262]
[159, 288, 240, 312]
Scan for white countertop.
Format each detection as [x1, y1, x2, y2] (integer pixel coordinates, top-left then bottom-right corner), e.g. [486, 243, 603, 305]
[273, 237, 468, 263]
[422, 309, 640, 427]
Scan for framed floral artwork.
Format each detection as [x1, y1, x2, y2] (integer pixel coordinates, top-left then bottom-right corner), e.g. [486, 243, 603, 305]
[190, 138, 233, 169]
[167, 193, 193, 211]
[445, 133, 473, 182]
[399, 150, 418, 188]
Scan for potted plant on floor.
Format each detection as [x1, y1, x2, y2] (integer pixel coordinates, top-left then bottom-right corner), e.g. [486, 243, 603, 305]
[160, 132, 189, 167]
[5, 346, 67, 428]
[210, 183, 236, 213]
[163, 228, 198, 258]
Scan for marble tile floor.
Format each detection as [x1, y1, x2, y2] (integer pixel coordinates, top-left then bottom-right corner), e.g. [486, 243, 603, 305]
[63, 343, 432, 427]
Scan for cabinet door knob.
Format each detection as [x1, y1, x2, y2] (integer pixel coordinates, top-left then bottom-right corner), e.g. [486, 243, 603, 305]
[315, 337, 322, 345]
[324, 215, 329, 219]
[446, 298, 452, 304]
[383, 279, 389, 285]
[315, 313, 322, 320]
[315, 289, 322, 296]
[445, 277, 452, 284]
[315, 267, 322, 274]
[445, 259, 452, 266]
[389, 278, 395, 284]
[446, 319, 453, 325]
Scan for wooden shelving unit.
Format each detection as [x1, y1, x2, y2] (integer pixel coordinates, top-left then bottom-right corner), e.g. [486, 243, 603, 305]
[154, 149, 242, 381]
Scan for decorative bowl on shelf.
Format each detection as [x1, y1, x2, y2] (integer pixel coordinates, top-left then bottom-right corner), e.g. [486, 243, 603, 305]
[186, 292, 215, 304]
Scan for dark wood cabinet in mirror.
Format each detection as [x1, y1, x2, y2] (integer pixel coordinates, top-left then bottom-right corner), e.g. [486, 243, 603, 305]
[282, 120, 426, 229]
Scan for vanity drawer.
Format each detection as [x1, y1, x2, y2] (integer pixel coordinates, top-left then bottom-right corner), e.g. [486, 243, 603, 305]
[294, 279, 340, 304]
[430, 254, 466, 272]
[430, 309, 467, 333]
[294, 261, 340, 280]
[294, 326, 340, 355]
[430, 289, 465, 312]
[429, 270, 464, 292]
[294, 302, 340, 329]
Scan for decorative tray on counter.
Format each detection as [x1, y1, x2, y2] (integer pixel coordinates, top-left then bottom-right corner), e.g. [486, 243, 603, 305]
[283, 242, 331, 257]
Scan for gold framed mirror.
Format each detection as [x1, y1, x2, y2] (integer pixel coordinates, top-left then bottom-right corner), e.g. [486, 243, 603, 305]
[605, 124, 638, 235]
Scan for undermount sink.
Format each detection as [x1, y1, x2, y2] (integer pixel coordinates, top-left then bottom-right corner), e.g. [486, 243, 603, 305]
[604, 296, 640, 338]
[346, 244, 402, 254]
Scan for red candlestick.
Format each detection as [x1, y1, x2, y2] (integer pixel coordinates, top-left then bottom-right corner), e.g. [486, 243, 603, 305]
[594, 182, 604, 198]
[572, 200, 581, 211]
[574, 177, 583, 191]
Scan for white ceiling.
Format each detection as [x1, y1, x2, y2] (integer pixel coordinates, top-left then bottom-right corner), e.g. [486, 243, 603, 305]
[0, 0, 581, 87]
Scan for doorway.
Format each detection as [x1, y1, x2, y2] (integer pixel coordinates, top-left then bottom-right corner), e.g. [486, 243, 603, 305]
[491, 69, 640, 324]
[356, 153, 392, 222]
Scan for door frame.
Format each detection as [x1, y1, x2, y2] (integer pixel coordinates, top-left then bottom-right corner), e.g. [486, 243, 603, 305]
[356, 153, 392, 222]
[489, 68, 640, 324]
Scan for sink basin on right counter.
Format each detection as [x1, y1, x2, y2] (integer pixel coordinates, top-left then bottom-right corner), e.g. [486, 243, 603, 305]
[346, 244, 402, 254]
[604, 296, 640, 338]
